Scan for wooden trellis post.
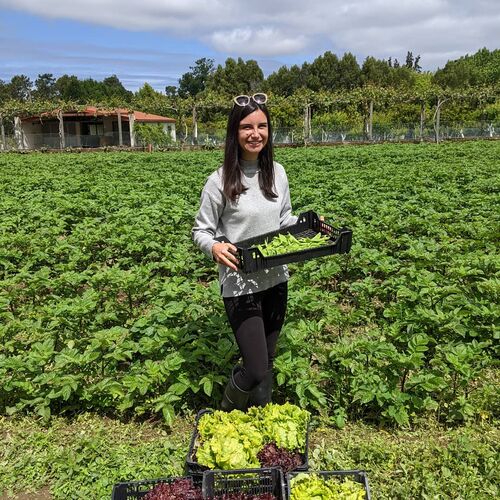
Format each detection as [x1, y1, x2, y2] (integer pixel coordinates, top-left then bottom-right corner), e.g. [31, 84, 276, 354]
[128, 112, 135, 147]
[192, 105, 198, 144]
[303, 103, 312, 143]
[0, 114, 5, 151]
[14, 116, 23, 150]
[419, 102, 425, 142]
[117, 109, 123, 146]
[433, 97, 448, 144]
[368, 100, 373, 141]
[57, 109, 65, 149]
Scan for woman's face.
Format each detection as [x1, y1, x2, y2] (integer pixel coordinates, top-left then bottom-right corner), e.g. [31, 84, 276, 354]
[238, 109, 268, 160]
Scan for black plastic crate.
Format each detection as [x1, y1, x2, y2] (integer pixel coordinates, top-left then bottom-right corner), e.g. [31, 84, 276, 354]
[111, 475, 202, 500]
[216, 211, 352, 274]
[202, 467, 286, 499]
[186, 409, 310, 477]
[185, 409, 212, 477]
[286, 470, 371, 500]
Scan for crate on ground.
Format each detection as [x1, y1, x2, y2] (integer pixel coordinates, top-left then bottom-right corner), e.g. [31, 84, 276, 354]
[202, 467, 286, 499]
[111, 475, 202, 500]
[185, 409, 213, 477]
[216, 211, 352, 274]
[286, 470, 371, 500]
[185, 409, 310, 477]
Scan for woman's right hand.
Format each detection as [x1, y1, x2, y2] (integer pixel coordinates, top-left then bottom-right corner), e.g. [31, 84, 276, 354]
[212, 242, 239, 271]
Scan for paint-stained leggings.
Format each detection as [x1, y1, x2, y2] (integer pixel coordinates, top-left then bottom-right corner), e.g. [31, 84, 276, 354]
[223, 281, 288, 391]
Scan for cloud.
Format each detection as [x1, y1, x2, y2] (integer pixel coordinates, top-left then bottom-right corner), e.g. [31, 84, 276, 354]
[210, 27, 308, 56]
[0, 35, 196, 90]
[0, 0, 498, 73]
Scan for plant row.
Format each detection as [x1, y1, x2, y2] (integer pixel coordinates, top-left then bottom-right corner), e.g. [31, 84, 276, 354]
[0, 141, 498, 426]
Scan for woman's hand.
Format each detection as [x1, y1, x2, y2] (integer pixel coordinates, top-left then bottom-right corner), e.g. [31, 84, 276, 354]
[212, 242, 239, 271]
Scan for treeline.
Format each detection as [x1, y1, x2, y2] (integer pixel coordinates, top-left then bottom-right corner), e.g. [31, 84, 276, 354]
[0, 74, 132, 103]
[2, 48, 498, 103]
[0, 48, 498, 141]
[2, 48, 498, 102]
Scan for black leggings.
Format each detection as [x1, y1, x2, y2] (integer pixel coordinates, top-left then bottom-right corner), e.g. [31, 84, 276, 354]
[223, 281, 288, 391]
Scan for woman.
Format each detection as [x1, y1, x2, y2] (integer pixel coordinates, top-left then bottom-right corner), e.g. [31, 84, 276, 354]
[192, 93, 297, 411]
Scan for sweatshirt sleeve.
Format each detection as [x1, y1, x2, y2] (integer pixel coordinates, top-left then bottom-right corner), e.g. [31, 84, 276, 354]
[192, 175, 225, 259]
[279, 166, 298, 228]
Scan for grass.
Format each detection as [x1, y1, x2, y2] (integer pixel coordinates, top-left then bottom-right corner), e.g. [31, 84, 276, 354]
[1, 413, 498, 499]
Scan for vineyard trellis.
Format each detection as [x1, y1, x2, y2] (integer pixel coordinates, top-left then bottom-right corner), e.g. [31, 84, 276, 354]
[0, 85, 498, 150]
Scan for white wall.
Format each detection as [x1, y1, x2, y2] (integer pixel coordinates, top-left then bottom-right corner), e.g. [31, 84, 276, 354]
[162, 122, 176, 141]
[21, 121, 41, 149]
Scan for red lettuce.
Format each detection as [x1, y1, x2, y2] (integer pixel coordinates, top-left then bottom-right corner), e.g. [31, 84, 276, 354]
[144, 478, 202, 500]
[257, 442, 303, 473]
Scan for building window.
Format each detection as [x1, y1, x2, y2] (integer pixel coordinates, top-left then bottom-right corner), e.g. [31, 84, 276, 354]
[88, 123, 104, 136]
[112, 120, 130, 132]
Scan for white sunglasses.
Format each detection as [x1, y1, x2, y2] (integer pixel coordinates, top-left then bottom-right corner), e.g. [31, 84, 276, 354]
[233, 93, 268, 107]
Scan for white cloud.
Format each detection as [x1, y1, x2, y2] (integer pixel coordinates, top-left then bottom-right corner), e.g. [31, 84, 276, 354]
[210, 27, 307, 56]
[1, 0, 499, 67]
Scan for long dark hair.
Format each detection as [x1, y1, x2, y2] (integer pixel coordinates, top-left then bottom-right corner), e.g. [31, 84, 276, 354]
[222, 101, 276, 203]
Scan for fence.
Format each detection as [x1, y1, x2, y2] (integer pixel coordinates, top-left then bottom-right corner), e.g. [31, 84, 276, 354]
[1, 123, 498, 151]
[179, 122, 500, 148]
[1, 131, 132, 150]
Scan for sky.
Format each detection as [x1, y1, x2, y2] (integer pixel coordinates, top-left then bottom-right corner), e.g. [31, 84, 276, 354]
[0, 0, 499, 92]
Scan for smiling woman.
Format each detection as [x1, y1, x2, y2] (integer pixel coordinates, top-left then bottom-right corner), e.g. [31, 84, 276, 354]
[238, 107, 269, 160]
[192, 94, 298, 412]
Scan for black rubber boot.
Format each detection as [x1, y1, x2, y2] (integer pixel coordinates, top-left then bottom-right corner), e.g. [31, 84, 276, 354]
[247, 370, 273, 408]
[220, 366, 250, 412]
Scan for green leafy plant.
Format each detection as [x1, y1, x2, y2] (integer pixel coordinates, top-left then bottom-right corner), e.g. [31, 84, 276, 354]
[194, 403, 310, 470]
[0, 141, 498, 426]
[256, 232, 330, 257]
[290, 473, 366, 500]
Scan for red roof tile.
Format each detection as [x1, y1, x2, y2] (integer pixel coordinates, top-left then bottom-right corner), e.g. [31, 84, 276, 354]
[22, 107, 175, 123]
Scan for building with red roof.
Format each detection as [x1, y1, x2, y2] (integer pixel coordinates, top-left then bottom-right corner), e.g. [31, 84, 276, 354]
[19, 106, 176, 149]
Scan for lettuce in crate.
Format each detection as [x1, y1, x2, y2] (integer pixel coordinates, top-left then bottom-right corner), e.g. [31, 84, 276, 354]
[290, 473, 366, 500]
[195, 403, 310, 470]
[196, 410, 263, 469]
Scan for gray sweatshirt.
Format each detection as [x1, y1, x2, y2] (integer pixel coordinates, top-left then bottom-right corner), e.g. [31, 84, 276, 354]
[192, 159, 298, 297]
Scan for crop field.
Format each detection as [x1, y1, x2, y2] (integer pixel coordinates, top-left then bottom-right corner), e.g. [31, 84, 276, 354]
[0, 141, 498, 498]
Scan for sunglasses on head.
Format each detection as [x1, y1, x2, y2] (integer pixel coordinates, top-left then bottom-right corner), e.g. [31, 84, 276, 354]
[233, 93, 268, 107]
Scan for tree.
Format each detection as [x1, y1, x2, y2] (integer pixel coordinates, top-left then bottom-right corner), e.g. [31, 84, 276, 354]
[55, 75, 82, 101]
[178, 58, 214, 97]
[265, 64, 304, 96]
[405, 51, 414, 69]
[165, 85, 177, 97]
[207, 58, 264, 95]
[361, 57, 391, 86]
[9, 75, 33, 101]
[307, 51, 340, 91]
[34, 73, 57, 100]
[135, 83, 162, 101]
[79, 78, 105, 101]
[413, 55, 422, 73]
[337, 53, 362, 89]
[0, 79, 9, 104]
[433, 48, 500, 88]
[391, 66, 417, 88]
[102, 75, 133, 101]
[134, 123, 172, 147]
